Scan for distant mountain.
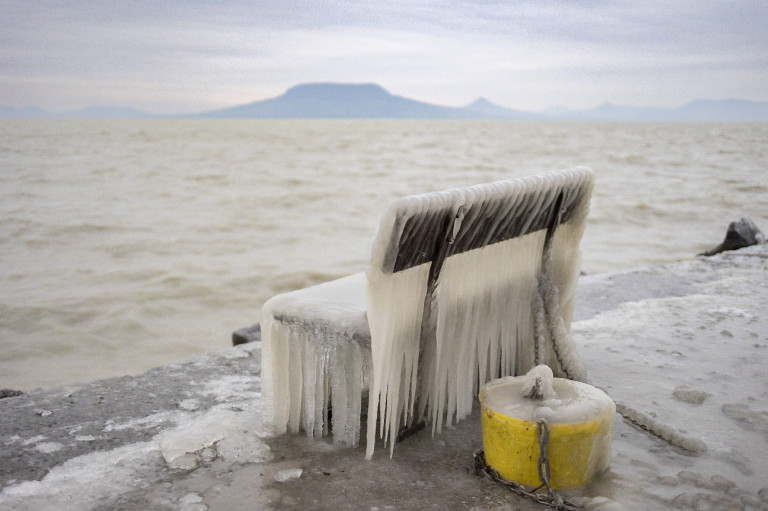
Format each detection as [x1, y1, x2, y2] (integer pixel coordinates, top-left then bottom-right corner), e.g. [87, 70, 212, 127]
[544, 99, 768, 121]
[196, 82, 493, 119]
[671, 99, 768, 122]
[0, 104, 49, 118]
[0, 104, 153, 118]
[2, 84, 768, 120]
[194, 85, 768, 120]
[543, 102, 669, 121]
[64, 106, 154, 118]
[462, 97, 541, 120]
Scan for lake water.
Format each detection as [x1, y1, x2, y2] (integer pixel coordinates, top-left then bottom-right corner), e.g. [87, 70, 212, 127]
[1, 119, 766, 390]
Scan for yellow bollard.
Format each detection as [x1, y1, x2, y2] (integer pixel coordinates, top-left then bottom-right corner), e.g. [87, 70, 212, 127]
[478, 369, 615, 490]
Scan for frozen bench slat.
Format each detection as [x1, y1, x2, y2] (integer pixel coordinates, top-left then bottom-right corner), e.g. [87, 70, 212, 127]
[383, 173, 591, 273]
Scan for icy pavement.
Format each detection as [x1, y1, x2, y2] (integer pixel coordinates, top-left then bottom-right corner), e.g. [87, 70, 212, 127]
[1, 244, 767, 510]
[572, 243, 768, 509]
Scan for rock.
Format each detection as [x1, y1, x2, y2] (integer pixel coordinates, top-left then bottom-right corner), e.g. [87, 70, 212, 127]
[700, 217, 765, 256]
[232, 323, 261, 346]
[0, 389, 24, 399]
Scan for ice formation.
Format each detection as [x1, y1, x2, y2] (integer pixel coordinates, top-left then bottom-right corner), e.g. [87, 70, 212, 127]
[261, 168, 594, 458]
[520, 364, 555, 400]
[261, 273, 371, 446]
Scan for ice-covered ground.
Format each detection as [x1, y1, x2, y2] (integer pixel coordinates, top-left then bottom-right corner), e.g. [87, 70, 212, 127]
[1, 244, 766, 510]
[571, 244, 768, 509]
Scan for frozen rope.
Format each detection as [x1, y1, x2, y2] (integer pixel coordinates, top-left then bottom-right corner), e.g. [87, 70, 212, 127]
[614, 402, 707, 453]
[524, 376, 544, 400]
[535, 255, 587, 381]
[535, 190, 587, 382]
[473, 448, 581, 511]
[533, 289, 548, 367]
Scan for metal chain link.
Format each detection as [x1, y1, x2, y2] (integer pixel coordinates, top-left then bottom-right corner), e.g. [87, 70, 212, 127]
[536, 420, 552, 492]
[536, 419, 568, 509]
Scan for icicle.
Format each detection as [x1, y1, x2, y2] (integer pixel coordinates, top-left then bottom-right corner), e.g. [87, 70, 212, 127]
[426, 232, 545, 433]
[365, 168, 594, 458]
[365, 264, 429, 459]
[261, 273, 371, 446]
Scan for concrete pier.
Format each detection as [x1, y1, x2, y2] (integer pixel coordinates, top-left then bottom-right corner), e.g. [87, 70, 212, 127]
[2, 244, 767, 510]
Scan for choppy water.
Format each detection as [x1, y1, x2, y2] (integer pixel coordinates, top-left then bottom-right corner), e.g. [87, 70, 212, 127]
[1, 119, 766, 390]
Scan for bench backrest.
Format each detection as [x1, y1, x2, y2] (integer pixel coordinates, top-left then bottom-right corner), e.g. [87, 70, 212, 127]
[365, 167, 594, 458]
[370, 168, 594, 275]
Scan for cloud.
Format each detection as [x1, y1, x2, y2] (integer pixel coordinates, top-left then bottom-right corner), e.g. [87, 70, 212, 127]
[1, 0, 766, 112]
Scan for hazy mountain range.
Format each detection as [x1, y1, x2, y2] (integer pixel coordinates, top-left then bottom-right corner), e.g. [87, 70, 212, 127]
[3, 82, 768, 121]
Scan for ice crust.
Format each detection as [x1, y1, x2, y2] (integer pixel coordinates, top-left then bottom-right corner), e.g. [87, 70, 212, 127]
[0, 372, 270, 510]
[261, 169, 594, 458]
[480, 372, 615, 425]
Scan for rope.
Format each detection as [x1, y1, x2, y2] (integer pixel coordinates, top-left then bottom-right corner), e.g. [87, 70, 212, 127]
[614, 402, 707, 453]
[533, 223, 702, 453]
[533, 289, 548, 367]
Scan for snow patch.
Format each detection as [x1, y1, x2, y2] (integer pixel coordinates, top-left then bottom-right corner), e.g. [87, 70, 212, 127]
[274, 468, 302, 482]
[103, 410, 177, 432]
[202, 374, 260, 403]
[33, 442, 63, 454]
[0, 441, 160, 511]
[158, 404, 271, 469]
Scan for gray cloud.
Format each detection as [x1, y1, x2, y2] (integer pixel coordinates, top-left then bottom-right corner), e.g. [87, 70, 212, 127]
[1, 0, 766, 112]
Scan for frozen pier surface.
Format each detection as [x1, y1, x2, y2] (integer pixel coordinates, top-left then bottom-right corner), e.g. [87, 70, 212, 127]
[2, 244, 767, 510]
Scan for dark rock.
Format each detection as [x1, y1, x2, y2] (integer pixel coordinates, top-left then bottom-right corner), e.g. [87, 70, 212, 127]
[232, 323, 261, 346]
[700, 217, 765, 256]
[0, 389, 24, 399]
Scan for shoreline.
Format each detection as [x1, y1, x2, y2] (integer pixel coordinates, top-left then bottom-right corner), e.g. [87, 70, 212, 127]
[1, 244, 766, 510]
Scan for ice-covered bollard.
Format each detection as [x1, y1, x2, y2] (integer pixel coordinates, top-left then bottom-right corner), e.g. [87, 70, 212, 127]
[479, 366, 615, 489]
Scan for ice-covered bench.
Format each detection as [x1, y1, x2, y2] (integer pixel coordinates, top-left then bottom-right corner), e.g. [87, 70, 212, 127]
[262, 167, 594, 458]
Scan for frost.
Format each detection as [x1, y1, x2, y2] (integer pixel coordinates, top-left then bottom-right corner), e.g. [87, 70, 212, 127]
[180, 492, 203, 504]
[179, 492, 208, 511]
[0, 441, 159, 511]
[158, 407, 266, 469]
[179, 399, 200, 411]
[22, 435, 47, 446]
[202, 374, 260, 402]
[216, 433, 271, 464]
[102, 411, 176, 432]
[33, 442, 63, 454]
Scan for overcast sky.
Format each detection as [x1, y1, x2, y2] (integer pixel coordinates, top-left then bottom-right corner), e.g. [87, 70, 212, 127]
[2, 1, 767, 114]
